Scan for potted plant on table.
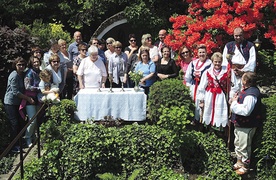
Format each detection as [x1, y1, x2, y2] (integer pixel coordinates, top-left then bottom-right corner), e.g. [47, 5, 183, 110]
[129, 71, 143, 92]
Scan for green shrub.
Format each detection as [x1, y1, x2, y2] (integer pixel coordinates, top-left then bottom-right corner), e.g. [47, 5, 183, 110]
[23, 123, 181, 179]
[255, 95, 276, 179]
[0, 155, 16, 174]
[47, 99, 77, 124]
[147, 79, 194, 122]
[40, 99, 77, 148]
[0, 26, 33, 99]
[96, 167, 188, 180]
[96, 168, 143, 180]
[0, 101, 14, 175]
[147, 166, 188, 180]
[16, 19, 71, 50]
[0, 101, 9, 148]
[256, 50, 276, 86]
[181, 131, 240, 179]
[158, 105, 192, 144]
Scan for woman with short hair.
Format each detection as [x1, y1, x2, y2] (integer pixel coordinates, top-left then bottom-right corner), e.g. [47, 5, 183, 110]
[108, 41, 128, 88]
[45, 54, 65, 92]
[4, 57, 35, 152]
[124, 34, 138, 59]
[104, 37, 116, 63]
[77, 45, 107, 89]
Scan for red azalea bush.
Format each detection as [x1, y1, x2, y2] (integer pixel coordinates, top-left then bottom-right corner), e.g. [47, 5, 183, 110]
[165, 0, 276, 56]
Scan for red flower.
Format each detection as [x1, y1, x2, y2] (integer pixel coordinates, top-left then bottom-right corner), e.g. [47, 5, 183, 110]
[166, 0, 276, 54]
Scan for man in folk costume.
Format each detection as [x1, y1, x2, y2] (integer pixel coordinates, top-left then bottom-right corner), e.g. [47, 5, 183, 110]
[197, 52, 239, 128]
[185, 44, 212, 123]
[230, 72, 262, 175]
[222, 27, 256, 90]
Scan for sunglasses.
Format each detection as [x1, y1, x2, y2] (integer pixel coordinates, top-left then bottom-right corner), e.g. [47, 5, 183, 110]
[52, 61, 60, 63]
[81, 49, 87, 52]
[130, 39, 136, 42]
[147, 37, 152, 40]
[181, 51, 189, 55]
[16, 64, 25, 67]
[115, 46, 122, 49]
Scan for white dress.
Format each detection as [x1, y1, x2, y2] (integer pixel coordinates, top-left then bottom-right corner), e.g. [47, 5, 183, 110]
[197, 65, 239, 127]
[77, 57, 107, 88]
[185, 58, 212, 120]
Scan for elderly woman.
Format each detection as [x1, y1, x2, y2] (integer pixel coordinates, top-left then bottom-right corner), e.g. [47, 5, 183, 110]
[20, 56, 42, 147]
[185, 44, 212, 124]
[108, 41, 128, 88]
[43, 39, 68, 69]
[156, 46, 179, 81]
[124, 34, 138, 59]
[4, 57, 35, 152]
[77, 45, 107, 89]
[176, 45, 193, 85]
[45, 54, 65, 93]
[141, 34, 159, 62]
[135, 47, 156, 95]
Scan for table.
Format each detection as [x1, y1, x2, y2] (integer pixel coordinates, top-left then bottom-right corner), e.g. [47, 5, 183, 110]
[74, 88, 147, 121]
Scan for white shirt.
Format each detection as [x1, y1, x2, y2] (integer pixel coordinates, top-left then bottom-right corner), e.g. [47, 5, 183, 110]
[77, 57, 107, 88]
[222, 43, 256, 72]
[230, 95, 257, 116]
[45, 65, 62, 86]
[149, 46, 159, 60]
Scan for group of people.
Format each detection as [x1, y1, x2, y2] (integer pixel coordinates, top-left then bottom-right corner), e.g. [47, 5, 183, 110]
[4, 27, 261, 175]
[184, 27, 261, 175]
[73, 30, 180, 96]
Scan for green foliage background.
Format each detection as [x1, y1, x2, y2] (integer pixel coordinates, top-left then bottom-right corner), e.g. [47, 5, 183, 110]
[0, 0, 187, 40]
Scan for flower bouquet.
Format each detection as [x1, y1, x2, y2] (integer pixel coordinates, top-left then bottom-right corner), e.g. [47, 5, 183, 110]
[129, 70, 143, 92]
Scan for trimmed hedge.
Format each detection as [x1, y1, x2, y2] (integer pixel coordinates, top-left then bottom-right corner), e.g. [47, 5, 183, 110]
[255, 95, 276, 179]
[22, 122, 183, 179]
[147, 79, 194, 122]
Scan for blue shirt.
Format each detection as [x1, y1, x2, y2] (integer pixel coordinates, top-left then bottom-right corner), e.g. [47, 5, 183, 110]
[24, 68, 41, 91]
[98, 49, 107, 64]
[135, 60, 156, 87]
[68, 41, 87, 61]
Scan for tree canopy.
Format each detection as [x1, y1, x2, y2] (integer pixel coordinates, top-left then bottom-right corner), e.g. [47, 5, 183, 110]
[0, 0, 187, 40]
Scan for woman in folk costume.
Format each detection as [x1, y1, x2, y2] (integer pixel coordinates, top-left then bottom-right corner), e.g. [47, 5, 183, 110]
[197, 52, 239, 127]
[185, 44, 212, 122]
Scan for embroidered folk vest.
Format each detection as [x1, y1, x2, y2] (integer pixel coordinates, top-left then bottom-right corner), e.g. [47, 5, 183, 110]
[226, 40, 254, 63]
[231, 87, 262, 128]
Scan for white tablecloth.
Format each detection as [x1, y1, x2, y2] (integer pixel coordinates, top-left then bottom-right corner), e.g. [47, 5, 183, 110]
[74, 88, 147, 121]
